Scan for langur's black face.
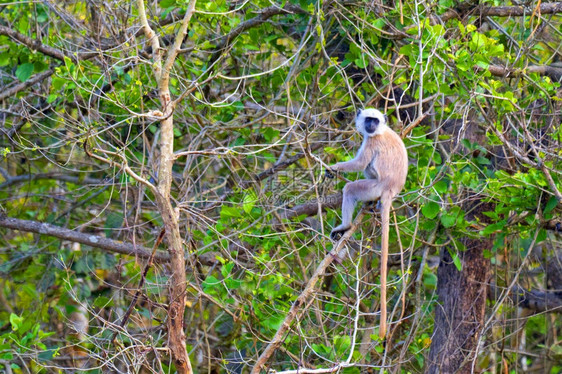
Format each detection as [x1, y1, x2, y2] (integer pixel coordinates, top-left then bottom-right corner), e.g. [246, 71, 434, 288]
[364, 117, 380, 134]
[356, 108, 387, 137]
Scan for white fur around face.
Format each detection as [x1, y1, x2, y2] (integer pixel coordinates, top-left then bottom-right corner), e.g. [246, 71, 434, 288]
[356, 108, 388, 137]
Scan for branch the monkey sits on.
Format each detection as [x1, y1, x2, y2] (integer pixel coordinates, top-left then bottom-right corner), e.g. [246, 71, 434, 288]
[326, 108, 408, 339]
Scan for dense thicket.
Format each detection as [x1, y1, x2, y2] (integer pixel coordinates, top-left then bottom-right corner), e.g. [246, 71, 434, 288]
[0, 1, 561, 373]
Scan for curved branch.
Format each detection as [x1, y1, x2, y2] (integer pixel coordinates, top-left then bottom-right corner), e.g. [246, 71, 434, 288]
[0, 215, 169, 262]
[0, 25, 74, 63]
[239, 143, 324, 190]
[251, 209, 366, 374]
[489, 283, 562, 313]
[437, 2, 562, 23]
[0, 171, 105, 189]
[209, 3, 307, 64]
[0, 69, 54, 102]
[488, 64, 562, 82]
[279, 193, 343, 221]
[481, 2, 562, 17]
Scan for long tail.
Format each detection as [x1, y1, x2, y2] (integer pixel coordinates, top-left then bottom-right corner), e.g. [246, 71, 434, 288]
[379, 196, 392, 339]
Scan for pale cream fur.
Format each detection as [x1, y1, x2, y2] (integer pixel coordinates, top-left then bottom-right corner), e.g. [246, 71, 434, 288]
[330, 108, 408, 339]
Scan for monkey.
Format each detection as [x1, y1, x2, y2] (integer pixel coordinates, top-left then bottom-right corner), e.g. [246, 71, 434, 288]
[326, 108, 408, 339]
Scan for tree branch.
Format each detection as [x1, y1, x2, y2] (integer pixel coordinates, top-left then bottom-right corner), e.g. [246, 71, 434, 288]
[136, 0, 162, 81]
[209, 3, 307, 64]
[0, 69, 54, 102]
[488, 64, 562, 82]
[480, 2, 562, 17]
[0, 171, 105, 189]
[0, 215, 169, 262]
[437, 2, 562, 23]
[251, 210, 365, 374]
[0, 24, 100, 63]
[0, 25, 74, 63]
[490, 283, 562, 313]
[279, 193, 343, 221]
[162, 0, 197, 84]
[239, 143, 324, 190]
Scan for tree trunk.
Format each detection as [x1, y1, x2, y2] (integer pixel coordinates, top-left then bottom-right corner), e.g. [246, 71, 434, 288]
[156, 92, 192, 373]
[426, 236, 491, 373]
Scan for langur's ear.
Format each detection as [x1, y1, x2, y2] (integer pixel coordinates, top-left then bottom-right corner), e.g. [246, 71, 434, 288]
[356, 109, 362, 117]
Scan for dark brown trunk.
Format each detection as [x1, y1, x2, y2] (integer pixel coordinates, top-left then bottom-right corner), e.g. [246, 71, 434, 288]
[426, 221, 492, 373]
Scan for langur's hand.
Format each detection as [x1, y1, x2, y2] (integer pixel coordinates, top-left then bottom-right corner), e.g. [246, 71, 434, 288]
[325, 167, 336, 179]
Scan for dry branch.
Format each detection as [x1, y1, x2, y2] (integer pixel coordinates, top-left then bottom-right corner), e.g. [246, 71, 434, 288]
[437, 2, 562, 23]
[0, 25, 98, 63]
[209, 3, 307, 64]
[0, 25, 70, 62]
[279, 193, 343, 221]
[0, 215, 169, 262]
[0, 171, 104, 189]
[240, 143, 324, 190]
[489, 283, 562, 313]
[488, 64, 562, 82]
[0, 69, 54, 102]
[480, 2, 562, 17]
[136, 0, 198, 372]
[251, 210, 366, 374]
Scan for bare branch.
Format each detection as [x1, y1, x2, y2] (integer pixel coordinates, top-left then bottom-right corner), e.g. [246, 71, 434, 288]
[480, 3, 562, 17]
[0, 171, 105, 189]
[209, 3, 307, 63]
[437, 2, 562, 23]
[0, 215, 169, 262]
[488, 64, 562, 82]
[251, 209, 366, 374]
[490, 283, 562, 313]
[0, 69, 54, 102]
[0, 25, 72, 63]
[279, 193, 343, 221]
[240, 143, 324, 190]
[162, 0, 197, 83]
[136, 0, 162, 80]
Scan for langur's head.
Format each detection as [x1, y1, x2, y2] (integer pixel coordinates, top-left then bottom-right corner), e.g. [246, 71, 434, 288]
[356, 108, 388, 137]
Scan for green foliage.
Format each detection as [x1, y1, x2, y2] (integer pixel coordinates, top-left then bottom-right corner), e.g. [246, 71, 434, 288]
[0, 0, 560, 373]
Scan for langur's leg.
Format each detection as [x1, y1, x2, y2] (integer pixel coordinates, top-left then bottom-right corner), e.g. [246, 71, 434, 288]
[330, 179, 384, 240]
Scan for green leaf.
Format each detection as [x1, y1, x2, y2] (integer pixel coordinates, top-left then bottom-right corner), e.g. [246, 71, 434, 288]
[47, 94, 58, 104]
[93, 296, 113, 308]
[0, 52, 10, 67]
[448, 248, 462, 271]
[354, 58, 367, 69]
[423, 273, 437, 288]
[421, 201, 440, 219]
[481, 220, 507, 236]
[221, 205, 241, 219]
[104, 212, 123, 237]
[434, 180, 448, 194]
[243, 190, 257, 214]
[263, 127, 280, 142]
[16, 63, 34, 82]
[441, 206, 463, 228]
[441, 213, 456, 228]
[202, 275, 221, 294]
[160, 0, 176, 8]
[544, 196, 558, 214]
[10, 313, 23, 331]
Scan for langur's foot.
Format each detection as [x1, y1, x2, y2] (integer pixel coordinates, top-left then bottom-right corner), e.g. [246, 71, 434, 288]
[330, 225, 350, 241]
